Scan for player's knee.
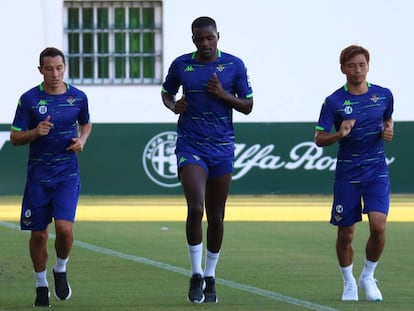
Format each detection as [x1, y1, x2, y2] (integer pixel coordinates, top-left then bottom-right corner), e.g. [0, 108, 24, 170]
[337, 228, 354, 245]
[55, 220, 73, 237]
[369, 226, 385, 241]
[31, 230, 48, 245]
[187, 205, 204, 220]
[207, 213, 224, 226]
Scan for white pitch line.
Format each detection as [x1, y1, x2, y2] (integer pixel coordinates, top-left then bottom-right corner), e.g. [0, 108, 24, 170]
[0, 221, 340, 311]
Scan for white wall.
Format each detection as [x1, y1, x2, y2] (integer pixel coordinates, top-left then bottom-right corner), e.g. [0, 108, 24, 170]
[1, 0, 413, 124]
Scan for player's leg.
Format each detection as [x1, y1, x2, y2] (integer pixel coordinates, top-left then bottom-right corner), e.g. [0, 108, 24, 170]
[336, 225, 355, 268]
[21, 182, 52, 307]
[205, 172, 231, 253]
[52, 220, 73, 300]
[30, 229, 49, 275]
[54, 220, 74, 260]
[51, 179, 80, 301]
[358, 211, 386, 301]
[203, 158, 232, 304]
[179, 163, 208, 303]
[202, 172, 231, 304]
[336, 225, 359, 300]
[359, 180, 389, 301]
[30, 230, 51, 307]
[180, 164, 208, 246]
[331, 181, 362, 301]
[365, 212, 387, 262]
[362, 180, 389, 262]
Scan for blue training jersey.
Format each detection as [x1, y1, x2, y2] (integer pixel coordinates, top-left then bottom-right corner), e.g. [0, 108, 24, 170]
[11, 83, 90, 184]
[162, 50, 253, 160]
[316, 83, 394, 182]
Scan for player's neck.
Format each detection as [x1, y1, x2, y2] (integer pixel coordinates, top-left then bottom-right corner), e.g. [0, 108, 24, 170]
[42, 82, 67, 95]
[195, 55, 217, 64]
[346, 81, 369, 95]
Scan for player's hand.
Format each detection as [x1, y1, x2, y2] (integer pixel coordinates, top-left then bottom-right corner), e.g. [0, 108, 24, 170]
[35, 115, 54, 137]
[173, 95, 187, 114]
[338, 119, 356, 138]
[383, 118, 394, 142]
[66, 137, 85, 153]
[207, 72, 225, 98]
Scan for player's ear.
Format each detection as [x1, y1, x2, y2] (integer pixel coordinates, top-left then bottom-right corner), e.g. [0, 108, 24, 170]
[217, 32, 220, 40]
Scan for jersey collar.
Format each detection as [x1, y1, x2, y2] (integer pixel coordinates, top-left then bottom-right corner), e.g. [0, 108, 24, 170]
[191, 49, 222, 59]
[343, 81, 371, 92]
[39, 82, 70, 91]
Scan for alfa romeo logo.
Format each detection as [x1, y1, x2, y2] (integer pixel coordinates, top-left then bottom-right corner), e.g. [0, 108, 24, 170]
[142, 131, 180, 187]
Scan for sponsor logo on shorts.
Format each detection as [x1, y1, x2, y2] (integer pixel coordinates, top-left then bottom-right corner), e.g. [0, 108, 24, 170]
[23, 209, 32, 227]
[334, 204, 343, 223]
[335, 204, 343, 213]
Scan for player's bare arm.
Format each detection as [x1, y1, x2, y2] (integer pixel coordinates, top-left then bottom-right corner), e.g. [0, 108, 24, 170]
[207, 73, 253, 115]
[66, 122, 92, 153]
[161, 92, 187, 114]
[383, 117, 394, 142]
[10, 115, 54, 146]
[315, 119, 356, 147]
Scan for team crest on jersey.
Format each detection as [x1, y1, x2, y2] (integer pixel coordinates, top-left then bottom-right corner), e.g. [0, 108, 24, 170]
[67, 96, 76, 105]
[216, 64, 225, 72]
[370, 94, 385, 103]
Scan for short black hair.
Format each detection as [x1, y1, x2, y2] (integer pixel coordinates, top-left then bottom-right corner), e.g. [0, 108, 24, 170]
[39, 47, 65, 67]
[191, 16, 217, 33]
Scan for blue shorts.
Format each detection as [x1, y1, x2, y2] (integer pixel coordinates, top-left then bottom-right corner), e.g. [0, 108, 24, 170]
[176, 152, 233, 178]
[20, 179, 81, 231]
[330, 179, 390, 227]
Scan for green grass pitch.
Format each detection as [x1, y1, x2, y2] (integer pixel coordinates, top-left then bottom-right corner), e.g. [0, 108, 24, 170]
[1, 195, 413, 310]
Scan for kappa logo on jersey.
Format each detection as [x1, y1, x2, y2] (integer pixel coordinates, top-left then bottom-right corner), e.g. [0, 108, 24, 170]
[343, 99, 360, 106]
[184, 65, 195, 72]
[142, 131, 180, 188]
[178, 155, 187, 164]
